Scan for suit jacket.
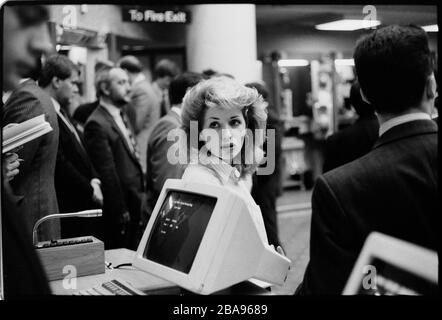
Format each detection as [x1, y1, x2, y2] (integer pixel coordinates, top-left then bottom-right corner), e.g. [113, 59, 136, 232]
[2, 182, 51, 298]
[55, 110, 102, 238]
[145, 109, 185, 215]
[3, 79, 60, 241]
[297, 119, 438, 294]
[127, 79, 162, 173]
[84, 104, 145, 249]
[323, 114, 379, 173]
[72, 100, 99, 127]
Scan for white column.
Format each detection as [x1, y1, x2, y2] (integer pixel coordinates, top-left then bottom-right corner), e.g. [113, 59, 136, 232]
[186, 4, 260, 83]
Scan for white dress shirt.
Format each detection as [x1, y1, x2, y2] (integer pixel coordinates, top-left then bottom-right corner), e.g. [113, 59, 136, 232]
[379, 112, 432, 137]
[100, 100, 136, 153]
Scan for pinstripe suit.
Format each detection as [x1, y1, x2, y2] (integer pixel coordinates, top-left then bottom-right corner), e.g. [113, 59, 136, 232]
[3, 79, 60, 242]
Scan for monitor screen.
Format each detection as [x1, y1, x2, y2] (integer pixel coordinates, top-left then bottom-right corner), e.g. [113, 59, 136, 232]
[143, 191, 217, 274]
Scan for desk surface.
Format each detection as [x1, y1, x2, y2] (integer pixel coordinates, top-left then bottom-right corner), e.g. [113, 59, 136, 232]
[50, 249, 272, 295]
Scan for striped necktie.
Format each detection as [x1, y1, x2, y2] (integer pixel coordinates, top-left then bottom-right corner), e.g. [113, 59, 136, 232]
[120, 110, 140, 161]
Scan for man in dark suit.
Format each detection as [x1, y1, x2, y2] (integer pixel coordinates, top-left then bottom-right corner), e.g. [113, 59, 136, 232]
[322, 81, 379, 173]
[145, 72, 203, 219]
[73, 60, 114, 128]
[39, 54, 104, 239]
[246, 82, 284, 248]
[297, 25, 438, 294]
[2, 4, 52, 297]
[3, 52, 60, 242]
[84, 67, 145, 250]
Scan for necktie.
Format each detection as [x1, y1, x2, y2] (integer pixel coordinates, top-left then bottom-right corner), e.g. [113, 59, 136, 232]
[60, 109, 84, 150]
[120, 110, 140, 161]
[160, 91, 168, 117]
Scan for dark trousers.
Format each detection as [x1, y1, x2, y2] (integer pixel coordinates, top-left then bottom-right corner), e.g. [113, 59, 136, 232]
[251, 182, 281, 247]
[103, 215, 140, 250]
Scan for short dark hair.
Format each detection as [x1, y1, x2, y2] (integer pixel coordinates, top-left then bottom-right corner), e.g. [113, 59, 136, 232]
[39, 54, 77, 88]
[350, 80, 375, 117]
[11, 5, 49, 28]
[117, 55, 143, 73]
[154, 59, 178, 79]
[354, 25, 433, 114]
[169, 72, 204, 105]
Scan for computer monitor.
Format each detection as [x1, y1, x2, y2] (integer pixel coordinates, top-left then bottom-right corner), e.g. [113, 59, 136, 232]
[343, 232, 438, 295]
[133, 179, 291, 295]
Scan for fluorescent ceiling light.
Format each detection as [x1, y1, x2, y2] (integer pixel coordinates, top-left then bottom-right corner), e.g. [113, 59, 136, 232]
[422, 24, 438, 32]
[335, 59, 355, 66]
[278, 59, 309, 67]
[316, 19, 381, 31]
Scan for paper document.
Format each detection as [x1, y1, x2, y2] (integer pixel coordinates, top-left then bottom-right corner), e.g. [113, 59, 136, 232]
[2, 114, 53, 153]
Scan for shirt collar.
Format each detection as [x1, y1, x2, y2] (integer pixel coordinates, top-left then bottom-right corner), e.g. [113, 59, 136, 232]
[2, 78, 31, 104]
[170, 105, 182, 117]
[197, 151, 241, 185]
[19, 78, 30, 84]
[51, 97, 61, 113]
[379, 112, 432, 137]
[100, 99, 121, 117]
[2, 91, 12, 104]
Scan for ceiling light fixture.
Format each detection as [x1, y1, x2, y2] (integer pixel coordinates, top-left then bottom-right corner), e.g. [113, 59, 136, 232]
[316, 19, 381, 31]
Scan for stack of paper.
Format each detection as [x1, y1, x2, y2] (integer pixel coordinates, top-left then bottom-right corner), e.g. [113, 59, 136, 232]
[3, 114, 53, 154]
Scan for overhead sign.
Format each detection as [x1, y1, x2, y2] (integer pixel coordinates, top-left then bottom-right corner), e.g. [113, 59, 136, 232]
[123, 7, 190, 24]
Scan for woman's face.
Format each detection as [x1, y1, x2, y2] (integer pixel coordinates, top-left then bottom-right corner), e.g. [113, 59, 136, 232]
[201, 106, 247, 163]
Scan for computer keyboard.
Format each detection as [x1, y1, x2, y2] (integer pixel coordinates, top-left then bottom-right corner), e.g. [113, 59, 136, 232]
[73, 279, 145, 296]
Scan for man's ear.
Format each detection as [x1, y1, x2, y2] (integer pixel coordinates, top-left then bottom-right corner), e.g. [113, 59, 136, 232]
[360, 88, 371, 104]
[99, 82, 110, 96]
[51, 77, 61, 89]
[426, 73, 437, 100]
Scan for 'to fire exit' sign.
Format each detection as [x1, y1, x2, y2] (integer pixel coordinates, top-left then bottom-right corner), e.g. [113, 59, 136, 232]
[123, 7, 191, 24]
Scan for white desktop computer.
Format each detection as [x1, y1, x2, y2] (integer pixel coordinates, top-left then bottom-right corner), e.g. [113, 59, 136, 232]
[343, 232, 438, 295]
[133, 179, 291, 295]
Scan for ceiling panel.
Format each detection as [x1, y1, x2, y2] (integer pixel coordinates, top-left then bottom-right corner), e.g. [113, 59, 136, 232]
[256, 5, 437, 28]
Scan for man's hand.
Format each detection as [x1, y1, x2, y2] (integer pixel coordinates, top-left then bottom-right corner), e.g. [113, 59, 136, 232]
[3, 152, 21, 181]
[119, 211, 131, 235]
[90, 179, 103, 206]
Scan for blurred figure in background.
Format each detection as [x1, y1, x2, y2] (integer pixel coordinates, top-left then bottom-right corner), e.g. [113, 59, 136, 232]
[117, 55, 156, 173]
[84, 67, 145, 250]
[144, 72, 204, 222]
[39, 54, 104, 239]
[246, 82, 284, 248]
[73, 60, 114, 129]
[3, 8, 60, 243]
[2, 4, 52, 297]
[136, 59, 179, 172]
[153, 59, 179, 118]
[322, 80, 379, 173]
